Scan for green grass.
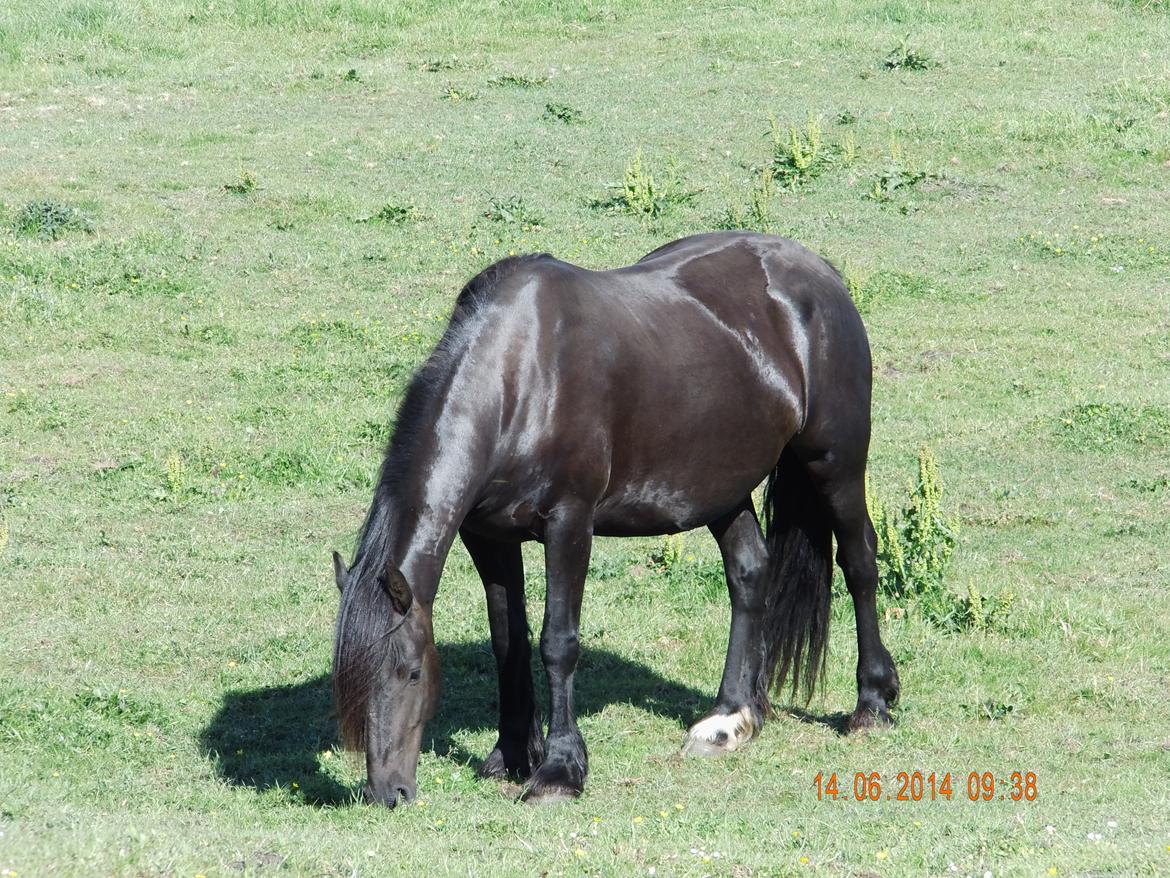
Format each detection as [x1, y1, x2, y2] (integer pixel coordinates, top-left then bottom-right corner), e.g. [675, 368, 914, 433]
[2, 1, 1169, 875]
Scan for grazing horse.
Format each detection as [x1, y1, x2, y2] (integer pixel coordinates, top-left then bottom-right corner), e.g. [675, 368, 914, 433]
[332, 231, 900, 806]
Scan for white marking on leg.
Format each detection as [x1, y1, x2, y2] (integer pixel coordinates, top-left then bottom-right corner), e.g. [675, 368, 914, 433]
[682, 706, 758, 755]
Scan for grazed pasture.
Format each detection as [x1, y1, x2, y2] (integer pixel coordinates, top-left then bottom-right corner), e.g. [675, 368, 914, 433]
[1, 1, 1168, 876]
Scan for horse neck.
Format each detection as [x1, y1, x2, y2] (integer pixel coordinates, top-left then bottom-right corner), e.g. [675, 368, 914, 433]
[360, 417, 489, 606]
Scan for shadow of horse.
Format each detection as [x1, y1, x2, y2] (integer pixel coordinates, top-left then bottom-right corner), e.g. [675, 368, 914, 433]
[199, 641, 714, 805]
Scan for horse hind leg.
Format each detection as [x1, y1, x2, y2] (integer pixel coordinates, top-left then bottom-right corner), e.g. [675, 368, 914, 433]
[683, 498, 768, 756]
[803, 456, 901, 729]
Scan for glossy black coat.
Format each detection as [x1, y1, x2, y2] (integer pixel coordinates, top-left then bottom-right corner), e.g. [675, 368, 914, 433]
[332, 232, 900, 805]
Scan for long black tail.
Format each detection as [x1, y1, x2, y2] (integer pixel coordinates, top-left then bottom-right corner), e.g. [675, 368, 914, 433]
[756, 445, 834, 711]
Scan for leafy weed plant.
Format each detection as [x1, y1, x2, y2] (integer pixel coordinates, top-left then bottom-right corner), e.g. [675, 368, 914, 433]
[770, 116, 858, 188]
[771, 116, 827, 187]
[13, 200, 94, 240]
[869, 448, 978, 629]
[358, 202, 428, 225]
[484, 196, 543, 228]
[543, 102, 583, 124]
[441, 83, 478, 101]
[488, 73, 547, 88]
[608, 148, 694, 219]
[883, 35, 941, 71]
[222, 171, 258, 195]
[717, 167, 776, 231]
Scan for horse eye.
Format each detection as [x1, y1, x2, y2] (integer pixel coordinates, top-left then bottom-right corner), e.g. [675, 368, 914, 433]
[408, 668, 422, 683]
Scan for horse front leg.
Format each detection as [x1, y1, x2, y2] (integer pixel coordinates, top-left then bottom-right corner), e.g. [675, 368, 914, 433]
[522, 503, 592, 802]
[684, 498, 769, 755]
[461, 529, 544, 780]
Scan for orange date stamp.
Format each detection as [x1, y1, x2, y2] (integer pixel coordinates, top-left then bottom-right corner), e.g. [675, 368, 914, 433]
[814, 771, 1038, 802]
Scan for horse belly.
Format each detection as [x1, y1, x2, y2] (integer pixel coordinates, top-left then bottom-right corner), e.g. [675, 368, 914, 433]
[593, 395, 791, 536]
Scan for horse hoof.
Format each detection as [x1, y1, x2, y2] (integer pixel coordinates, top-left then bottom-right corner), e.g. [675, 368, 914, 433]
[682, 706, 758, 756]
[478, 748, 508, 780]
[521, 784, 577, 805]
[848, 705, 893, 732]
[519, 759, 584, 803]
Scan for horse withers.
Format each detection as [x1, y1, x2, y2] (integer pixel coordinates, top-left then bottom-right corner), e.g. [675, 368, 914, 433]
[331, 231, 900, 806]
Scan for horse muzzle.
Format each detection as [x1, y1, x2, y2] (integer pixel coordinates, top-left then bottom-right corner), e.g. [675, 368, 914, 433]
[363, 778, 416, 808]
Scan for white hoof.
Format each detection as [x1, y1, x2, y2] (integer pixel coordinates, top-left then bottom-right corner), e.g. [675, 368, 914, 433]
[682, 706, 758, 756]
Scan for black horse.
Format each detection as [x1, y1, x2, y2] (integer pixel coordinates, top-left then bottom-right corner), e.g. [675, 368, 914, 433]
[332, 231, 900, 806]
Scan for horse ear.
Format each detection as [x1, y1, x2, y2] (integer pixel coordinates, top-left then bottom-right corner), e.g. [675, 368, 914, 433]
[332, 551, 349, 593]
[384, 566, 413, 615]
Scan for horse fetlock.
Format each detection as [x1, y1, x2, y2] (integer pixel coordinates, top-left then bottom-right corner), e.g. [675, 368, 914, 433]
[480, 724, 546, 780]
[858, 654, 899, 704]
[478, 747, 507, 779]
[478, 744, 527, 780]
[682, 705, 759, 756]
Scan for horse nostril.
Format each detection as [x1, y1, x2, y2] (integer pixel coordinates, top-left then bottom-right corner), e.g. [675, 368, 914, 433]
[362, 782, 416, 808]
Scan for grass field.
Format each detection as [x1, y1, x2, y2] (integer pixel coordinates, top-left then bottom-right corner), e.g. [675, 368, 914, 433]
[2, 1, 1169, 875]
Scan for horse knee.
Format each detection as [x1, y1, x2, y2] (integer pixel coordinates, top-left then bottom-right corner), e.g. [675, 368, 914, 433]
[540, 630, 579, 674]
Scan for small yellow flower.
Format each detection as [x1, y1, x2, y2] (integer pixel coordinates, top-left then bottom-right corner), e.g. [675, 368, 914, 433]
[876, 850, 889, 861]
[435, 776, 444, 784]
[291, 782, 299, 789]
[792, 830, 800, 838]
[435, 818, 444, 827]
[592, 816, 601, 823]
[633, 815, 644, 824]
[799, 856, 809, 864]
[573, 848, 586, 858]
[1047, 869, 1057, 876]
[322, 751, 333, 760]
[659, 810, 667, 818]
[702, 855, 712, 864]
[674, 803, 684, 811]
